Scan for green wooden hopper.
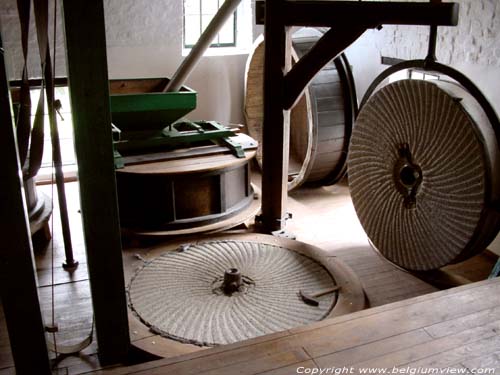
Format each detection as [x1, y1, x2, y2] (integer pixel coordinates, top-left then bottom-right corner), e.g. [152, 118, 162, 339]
[109, 78, 197, 133]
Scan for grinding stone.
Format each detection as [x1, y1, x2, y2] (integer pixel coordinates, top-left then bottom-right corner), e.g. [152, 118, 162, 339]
[349, 79, 500, 271]
[128, 240, 336, 346]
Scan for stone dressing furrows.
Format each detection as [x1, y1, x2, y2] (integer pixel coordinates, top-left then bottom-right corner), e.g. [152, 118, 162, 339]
[128, 240, 337, 346]
[348, 79, 500, 271]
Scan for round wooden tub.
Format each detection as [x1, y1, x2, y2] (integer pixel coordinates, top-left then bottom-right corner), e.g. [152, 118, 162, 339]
[244, 28, 357, 190]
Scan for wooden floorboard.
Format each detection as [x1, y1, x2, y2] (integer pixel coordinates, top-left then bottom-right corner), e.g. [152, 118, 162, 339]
[1, 180, 498, 374]
[92, 278, 500, 375]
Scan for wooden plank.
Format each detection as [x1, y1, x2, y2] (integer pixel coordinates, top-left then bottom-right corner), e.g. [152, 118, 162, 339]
[461, 350, 500, 372]
[260, 0, 291, 232]
[131, 335, 201, 361]
[288, 278, 497, 337]
[0, 30, 52, 375]
[203, 349, 310, 375]
[62, 279, 500, 375]
[404, 335, 500, 370]
[353, 320, 500, 369]
[424, 305, 500, 339]
[134, 280, 499, 374]
[142, 348, 310, 375]
[283, 27, 365, 110]
[282, 1, 459, 27]
[259, 360, 317, 375]
[62, 0, 130, 364]
[299, 281, 500, 358]
[315, 329, 433, 368]
[93, 331, 293, 375]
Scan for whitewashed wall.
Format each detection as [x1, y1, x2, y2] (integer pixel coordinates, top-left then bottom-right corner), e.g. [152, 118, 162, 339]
[343, 0, 500, 256]
[2, 0, 500, 254]
[345, 0, 500, 111]
[1, 0, 498, 124]
[0, 0, 249, 124]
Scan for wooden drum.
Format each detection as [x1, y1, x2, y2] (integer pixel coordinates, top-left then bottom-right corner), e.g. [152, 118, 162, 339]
[116, 150, 258, 236]
[244, 28, 357, 190]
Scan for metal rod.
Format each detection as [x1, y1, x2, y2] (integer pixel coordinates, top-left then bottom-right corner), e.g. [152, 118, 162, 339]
[425, 0, 442, 64]
[164, 0, 241, 92]
[44, 49, 78, 271]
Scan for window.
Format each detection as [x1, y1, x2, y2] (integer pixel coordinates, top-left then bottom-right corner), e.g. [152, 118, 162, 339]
[388, 69, 441, 84]
[183, 0, 237, 48]
[24, 85, 77, 182]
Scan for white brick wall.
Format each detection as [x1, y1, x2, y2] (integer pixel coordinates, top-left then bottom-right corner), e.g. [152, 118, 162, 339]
[345, 0, 500, 111]
[2, 0, 500, 255]
[1, 0, 499, 133]
[0, 0, 247, 124]
[372, 0, 500, 67]
[0, 0, 66, 79]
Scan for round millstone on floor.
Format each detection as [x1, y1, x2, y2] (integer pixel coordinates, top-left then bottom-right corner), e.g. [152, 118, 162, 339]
[128, 238, 359, 347]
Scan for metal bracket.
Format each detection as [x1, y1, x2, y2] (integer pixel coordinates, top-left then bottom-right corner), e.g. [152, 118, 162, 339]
[113, 149, 124, 169]
[271, 229, 297, 240]
[163, 120, 233, 142]
[215, 137, 245, 158]
[111, 123, 121, 142]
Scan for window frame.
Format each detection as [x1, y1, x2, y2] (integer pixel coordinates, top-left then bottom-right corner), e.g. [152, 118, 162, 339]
[183, 0, 237, 49]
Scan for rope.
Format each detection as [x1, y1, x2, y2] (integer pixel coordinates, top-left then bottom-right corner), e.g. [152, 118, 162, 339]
[50, 0, 58, 357]
[41, 0, 94, 357]
[50, 154, 58, 357]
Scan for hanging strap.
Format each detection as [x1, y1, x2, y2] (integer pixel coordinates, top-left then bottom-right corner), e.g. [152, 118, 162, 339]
[27, 0, 93, 355]
[25, 0, 50, 179]
[16, 0, 31, 169]
[46, 320, 94, 355]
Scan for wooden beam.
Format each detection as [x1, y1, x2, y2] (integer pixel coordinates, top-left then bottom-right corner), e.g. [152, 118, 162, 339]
[260, 0, 292, 232]
[0, 29, 52, 375]
[258, 0, 459, 233]
[255, 1, 459, 27]
[61, 0, 130, 364]
[283, 27, 366, 110]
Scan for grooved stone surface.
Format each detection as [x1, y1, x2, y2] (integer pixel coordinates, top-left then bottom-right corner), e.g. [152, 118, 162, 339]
[128, 240, 336, 346]
[348, 79, 488, 271]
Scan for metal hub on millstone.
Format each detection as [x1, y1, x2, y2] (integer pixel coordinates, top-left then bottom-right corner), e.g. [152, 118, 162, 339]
[128, 240, 339, 346]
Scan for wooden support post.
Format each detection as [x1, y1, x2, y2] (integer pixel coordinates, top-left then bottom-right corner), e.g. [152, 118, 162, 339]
[62, 0, 130, 364]
[0, 30, 52, 375]
[258, 0, 458, 233]
[261, 0, 292, 232]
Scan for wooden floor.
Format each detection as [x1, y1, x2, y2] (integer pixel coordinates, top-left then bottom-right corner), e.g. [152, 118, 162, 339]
[97, 277, 500, 374]
[0, 178, 497, 374]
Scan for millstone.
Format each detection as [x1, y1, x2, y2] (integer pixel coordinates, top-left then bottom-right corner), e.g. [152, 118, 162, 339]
[348, 79, 500, 271]
[128, 240, 336, 346]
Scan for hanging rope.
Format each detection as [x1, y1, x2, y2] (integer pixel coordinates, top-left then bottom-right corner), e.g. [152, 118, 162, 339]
[45, 0, 94, 355]
[19, 0, 93, 357]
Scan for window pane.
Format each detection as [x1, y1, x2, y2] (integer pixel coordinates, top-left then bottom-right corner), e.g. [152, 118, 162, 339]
[55, 86, 71, 114]
[201, 0, 218, 15]
[201, 14, 214, 32]
[185, 15, 201, 45]
[183, 0, 237, 48]
[184, 0, 200, 15]
[218, 14, 234, 44]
